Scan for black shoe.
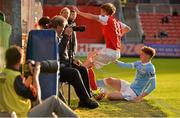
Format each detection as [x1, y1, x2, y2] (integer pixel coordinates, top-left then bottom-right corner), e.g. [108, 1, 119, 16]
[78, 99, 99, 109]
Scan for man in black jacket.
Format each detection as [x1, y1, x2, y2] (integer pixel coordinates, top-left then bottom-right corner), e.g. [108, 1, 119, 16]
[49, 15, 99, 109]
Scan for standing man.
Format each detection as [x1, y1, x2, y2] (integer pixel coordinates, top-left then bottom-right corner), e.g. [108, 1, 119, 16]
[59, 8, 100, 107]
[68, 10, 78, 56]
[68, 9, 105, 101]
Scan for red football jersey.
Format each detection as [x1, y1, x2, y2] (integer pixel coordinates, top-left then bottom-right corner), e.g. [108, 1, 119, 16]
[101, 16, 122, 50]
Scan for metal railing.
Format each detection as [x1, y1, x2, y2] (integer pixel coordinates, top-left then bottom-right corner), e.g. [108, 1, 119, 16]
[136, 3, 180, 14]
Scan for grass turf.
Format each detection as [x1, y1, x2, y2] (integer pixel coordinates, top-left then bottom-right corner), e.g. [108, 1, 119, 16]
[64, 57, 180, 117]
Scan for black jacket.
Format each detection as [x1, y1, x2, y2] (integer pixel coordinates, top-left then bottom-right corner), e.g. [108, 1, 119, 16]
[58, 34, 71, 65]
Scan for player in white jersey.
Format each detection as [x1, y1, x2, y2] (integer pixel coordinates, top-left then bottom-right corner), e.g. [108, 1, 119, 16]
[97, 46, 156, 102]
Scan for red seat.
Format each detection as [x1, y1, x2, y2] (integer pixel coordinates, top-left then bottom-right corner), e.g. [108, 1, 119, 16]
[140, 12, 180, 44]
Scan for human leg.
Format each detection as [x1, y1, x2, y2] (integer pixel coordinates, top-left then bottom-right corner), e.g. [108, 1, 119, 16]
[106, 79, 137, 101]
[28, 95, 77, 117]
[88, 68, 97, 90]
[60, 67, 90, 102]
[60, 67, 99, 109]
[83, 51, 98, 68]
[72, 63, 91, 96]
[104, 77, 121, 91]
[106, 91, 124, 100]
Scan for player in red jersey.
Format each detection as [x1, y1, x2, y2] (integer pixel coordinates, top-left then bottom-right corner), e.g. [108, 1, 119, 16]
[73, 3, 131, 100]
[73, 3, 131, 69]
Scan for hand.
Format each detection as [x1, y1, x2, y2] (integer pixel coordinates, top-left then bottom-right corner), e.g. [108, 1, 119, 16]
[33, 62, 41, 77]
[87, 50, 98, 59]
[73, 59, 82, 66]
[24, 76, 33, 87]
[131, 96, 143, 102]
[29, 84, 37, 97]
[28, 61, 35, 75]
[64, 27, 73, 37]
[83, 55, 95, 68]
[72, 6, 80, 14]
[113, 60, 118, 64]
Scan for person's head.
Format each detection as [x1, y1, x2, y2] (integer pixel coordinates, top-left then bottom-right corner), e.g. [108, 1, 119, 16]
[5, 45, 22, 68]
[0, 11, 5, 22]
[68, 10, 77, 22]
[59, 7, 70, 19]
[100, 3, 116, 16]
[140, 46, 156, 63]
[49, 15, 68, 36]
[38, 16, 50, 29]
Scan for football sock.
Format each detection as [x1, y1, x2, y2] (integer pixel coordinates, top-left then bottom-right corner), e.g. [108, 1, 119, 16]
[88, 68, 98, 90]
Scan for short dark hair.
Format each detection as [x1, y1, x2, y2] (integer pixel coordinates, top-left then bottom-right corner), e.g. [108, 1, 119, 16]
[141, 46, 156, 58]
[49, 15, 67, 29]
[100, 3, 116, 15]
[38, 16, 50, 29]
[70, 10, 76, 13]
[5, 45, 22, 67]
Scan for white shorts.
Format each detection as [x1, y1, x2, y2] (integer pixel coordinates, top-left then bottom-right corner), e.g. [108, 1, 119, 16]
[93, 48, 120, 69]
[120, 80, 137, 101]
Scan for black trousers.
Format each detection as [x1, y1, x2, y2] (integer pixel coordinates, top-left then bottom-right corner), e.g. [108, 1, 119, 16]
[59, 63, 91, 102]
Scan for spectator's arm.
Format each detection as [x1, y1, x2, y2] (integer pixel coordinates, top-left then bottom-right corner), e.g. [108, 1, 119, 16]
[31, 62, 41, 103]
[59, 27, 72, 59]
[59, 34, 70, 55]
[14, 75, 37, 101]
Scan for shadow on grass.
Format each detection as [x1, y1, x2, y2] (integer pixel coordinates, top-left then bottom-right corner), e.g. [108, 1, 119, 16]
[61, 85, 166, 117]
[70, 99, 167, 117]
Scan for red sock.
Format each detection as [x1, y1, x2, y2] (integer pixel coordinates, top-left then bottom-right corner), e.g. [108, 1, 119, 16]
[88, 68, 98, 90]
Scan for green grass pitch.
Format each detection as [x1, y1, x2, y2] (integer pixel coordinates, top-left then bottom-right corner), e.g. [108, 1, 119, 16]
[67, 57, 180, 117]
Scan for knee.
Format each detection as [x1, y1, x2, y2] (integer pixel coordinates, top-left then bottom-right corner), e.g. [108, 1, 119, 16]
[50, 95, 58, 101]
[46, 95, 59, 105]
[79, 66, 88, 74]
[104, 77, 113, 85]
[71, 69, 81, 78]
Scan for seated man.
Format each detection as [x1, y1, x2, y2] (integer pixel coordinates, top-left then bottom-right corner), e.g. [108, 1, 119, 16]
[0, 45, 77, 117]
[49, 15, 99, 109]
[97, 46, 156, 102]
